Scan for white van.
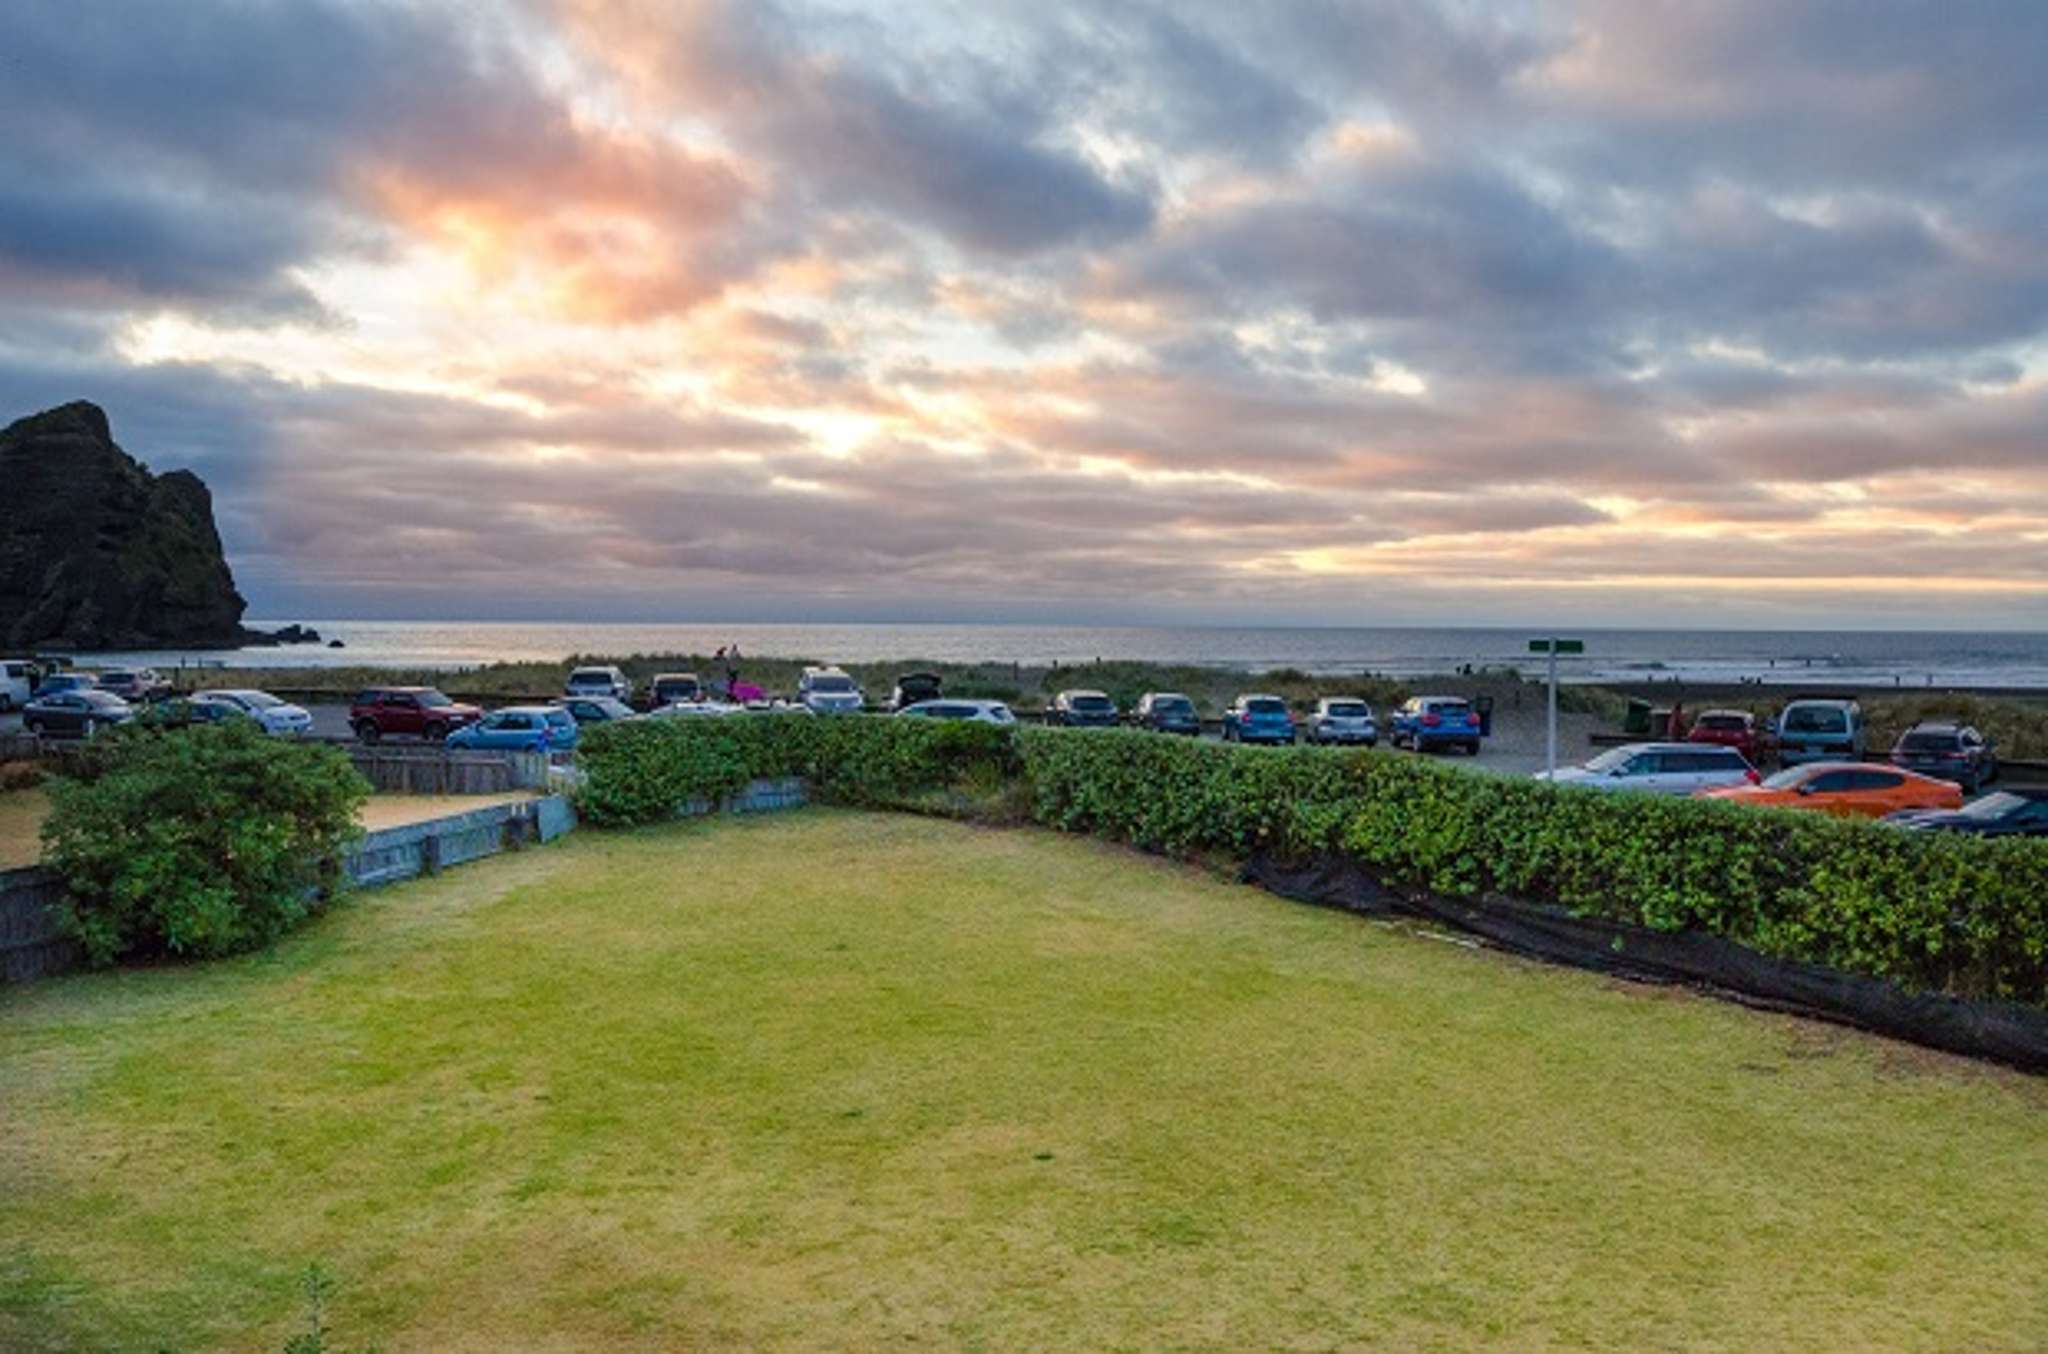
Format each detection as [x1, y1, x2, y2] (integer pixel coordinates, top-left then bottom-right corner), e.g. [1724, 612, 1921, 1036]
[0, 660, 34, 712]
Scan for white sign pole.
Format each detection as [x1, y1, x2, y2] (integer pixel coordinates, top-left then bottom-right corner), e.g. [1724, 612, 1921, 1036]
[1546, 640, 1559, 778]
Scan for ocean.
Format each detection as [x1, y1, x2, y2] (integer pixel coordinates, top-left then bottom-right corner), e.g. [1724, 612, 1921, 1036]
[63, 621, 2048, 689]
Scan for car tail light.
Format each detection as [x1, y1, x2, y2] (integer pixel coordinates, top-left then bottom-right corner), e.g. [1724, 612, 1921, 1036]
[1422, 713, 1441, 727]
[1745, 768, 1761, 785]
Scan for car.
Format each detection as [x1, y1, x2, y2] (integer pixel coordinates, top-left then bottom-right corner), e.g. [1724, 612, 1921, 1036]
[136, 695, 252, 730]
[1887, 788, 2048, 837]
[1134, 691, 1201, 735]
[564, 665, 631, 702]
[1775, 698, 1864, 765]
[349, 686, 484, 743]
[1221, 694, 1296, 745]
[798, 666, 865, 714]
[1307, 698, 1378, 747]
[649, 699, 747, 718]
[555, 695, 637, 725]
[1536, 742, 1760, 795]
[95, 668, 171, 703]
[0, 659, 32, 712]
[896, 699, 1016, 725]
[648, 672, 703, 707]
[31, 672, 98, 700]
[1888, 722, 1997, 793]
[22, 689, 133, 738]
[446, 705, 580, 752]
[192, 688, 314, 737]
[1699, 761, 1961, 819]
[1686, 709, 1772, 763]
[1388, 695, 1483, 754]
[887, 671, 944, 712]
[1047, 690, 1118, 728]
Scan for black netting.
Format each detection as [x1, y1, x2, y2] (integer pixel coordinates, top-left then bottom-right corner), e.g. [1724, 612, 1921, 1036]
[1244, 852, 2048, 1074]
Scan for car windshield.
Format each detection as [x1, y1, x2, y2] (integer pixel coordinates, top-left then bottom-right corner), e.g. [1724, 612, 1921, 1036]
[1697, 715, 1747, 731]
[1958, 792, 2024, 820]
[1900, 731, 1959, 752]
[1761, 768, 1811, 790]
[1430, 701, 1471, 716]
[811, 675, 855, 693]
[569, 671, 611, 685]
[1246, 698, 1287, 716]
[1153, 696, 1192, 712]
[237, 691, 283, 709]
[418, 690, 454, 708]
[1072, 695, 1113, 711]
[1784, 706, 1847, 733]
[84, 691, 126, 708]
[1325, 701, 1369, 717]
[1584, 748, 1636, 772]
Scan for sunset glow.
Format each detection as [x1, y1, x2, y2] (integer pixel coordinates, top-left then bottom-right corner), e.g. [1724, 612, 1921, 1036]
[4, 0, 2045, 627]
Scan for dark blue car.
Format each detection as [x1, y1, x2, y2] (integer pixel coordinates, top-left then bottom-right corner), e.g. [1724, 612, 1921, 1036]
[1221, 694, 1295, 745]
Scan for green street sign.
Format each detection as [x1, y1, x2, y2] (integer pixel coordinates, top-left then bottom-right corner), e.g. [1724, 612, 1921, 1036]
[1529, 638, 1585, 654]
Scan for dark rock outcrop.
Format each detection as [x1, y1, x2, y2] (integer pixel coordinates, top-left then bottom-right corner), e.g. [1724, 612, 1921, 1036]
[0, 401, 252, 650]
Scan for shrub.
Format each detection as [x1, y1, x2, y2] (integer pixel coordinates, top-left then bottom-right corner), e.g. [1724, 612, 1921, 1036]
[0, 759, 44, 792]
[575, 715, 1017, 827]
[42, 722, 370, 965]
[576, 719, 2048, 1006]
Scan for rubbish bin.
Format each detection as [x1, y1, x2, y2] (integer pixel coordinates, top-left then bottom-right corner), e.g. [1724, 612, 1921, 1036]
[1623, 698, 1652, 735]
[1474, 693, 1495, 737]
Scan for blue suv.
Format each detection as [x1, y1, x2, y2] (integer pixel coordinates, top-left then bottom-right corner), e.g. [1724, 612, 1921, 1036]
[1221, 694, 1296, 745]
[1390, 695, 1484, 755]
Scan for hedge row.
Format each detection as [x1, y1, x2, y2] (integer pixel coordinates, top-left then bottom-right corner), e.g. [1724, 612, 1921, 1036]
[575, 714, 1019, 826]
[576, 718, 2048, 1006]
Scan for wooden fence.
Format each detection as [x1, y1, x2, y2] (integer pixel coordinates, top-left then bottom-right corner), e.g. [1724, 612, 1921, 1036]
[0, 866, 77, 982]
[344, 746, 553, 794]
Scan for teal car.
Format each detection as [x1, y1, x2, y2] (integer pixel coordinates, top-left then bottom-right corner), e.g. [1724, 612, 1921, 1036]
[445, 705, 579, 752]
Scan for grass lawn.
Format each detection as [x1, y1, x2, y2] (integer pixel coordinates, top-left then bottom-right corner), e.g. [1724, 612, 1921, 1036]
[2, 811, 2043, 1349]
[0, 788, 534, 869]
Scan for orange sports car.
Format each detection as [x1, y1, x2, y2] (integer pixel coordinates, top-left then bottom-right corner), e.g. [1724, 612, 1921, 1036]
[1698, 760, 1963, 818]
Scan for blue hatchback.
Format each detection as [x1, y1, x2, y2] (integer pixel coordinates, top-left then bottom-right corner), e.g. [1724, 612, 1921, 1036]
[446, 705, 579, 752]
[1221, 694, 1296, 745]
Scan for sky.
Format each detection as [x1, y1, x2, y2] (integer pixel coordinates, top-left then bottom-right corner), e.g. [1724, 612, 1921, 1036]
[3, 0, 2046, 630]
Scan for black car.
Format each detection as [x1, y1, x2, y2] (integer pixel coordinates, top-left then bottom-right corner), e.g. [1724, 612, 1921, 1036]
[1134, 691, 1200, 735]
[1889, 721, 1997, 792]
[1887, 789, 2048, 837]
[648, 672, 703, 708]
[556, 696, 636, 725]
[1047, 689, 1119, 728]
[23, 689, 134, 738]
[888, 671, 943, 711]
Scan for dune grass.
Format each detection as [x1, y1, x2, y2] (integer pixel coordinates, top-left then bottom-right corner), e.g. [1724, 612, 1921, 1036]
[2, 811, 2043, 1349]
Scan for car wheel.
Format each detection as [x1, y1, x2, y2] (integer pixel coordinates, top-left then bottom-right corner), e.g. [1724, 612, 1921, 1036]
[424, 722, 448, 741]
[26, 719, 42, 736]
[354, 720, 381, 745]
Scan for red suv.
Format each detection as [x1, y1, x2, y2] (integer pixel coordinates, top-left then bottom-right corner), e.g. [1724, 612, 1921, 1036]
[1686, 709, 1772, 764]
[350, 686, 483, 743]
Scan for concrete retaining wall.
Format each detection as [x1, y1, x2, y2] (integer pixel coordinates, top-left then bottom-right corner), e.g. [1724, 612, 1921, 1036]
[675, 775, 807, 818]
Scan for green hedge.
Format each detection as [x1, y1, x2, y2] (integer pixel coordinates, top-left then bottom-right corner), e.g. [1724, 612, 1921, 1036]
[43, 722, 370, 964]
[576, 719, 2048, 1006]
[575, 714, 1019, 826]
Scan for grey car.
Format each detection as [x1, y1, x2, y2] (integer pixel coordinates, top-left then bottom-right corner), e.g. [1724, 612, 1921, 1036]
[23, 689, 134, 738]
[1308, 698, 1378, 746]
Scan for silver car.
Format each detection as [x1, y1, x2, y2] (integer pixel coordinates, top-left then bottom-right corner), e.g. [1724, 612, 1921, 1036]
[798, 666, 865, 714]
[1536, 742, 1759, 795]
[1307, 697, 1377, 746]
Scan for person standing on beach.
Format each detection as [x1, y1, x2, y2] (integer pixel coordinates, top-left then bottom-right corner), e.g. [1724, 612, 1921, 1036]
[725, 644, 741, 698]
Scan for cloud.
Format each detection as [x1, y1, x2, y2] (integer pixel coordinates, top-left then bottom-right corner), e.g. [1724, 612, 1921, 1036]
[0, 0, 2044, 626]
